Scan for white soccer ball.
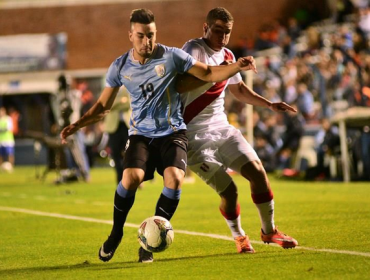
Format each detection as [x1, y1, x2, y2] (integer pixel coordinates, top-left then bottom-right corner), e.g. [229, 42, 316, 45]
[138, 216, 174, 253]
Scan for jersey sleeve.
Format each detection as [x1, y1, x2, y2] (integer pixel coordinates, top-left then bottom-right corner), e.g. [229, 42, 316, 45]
[105, 55, 126, 88]
[172, 48, 197, 74]
[182, 40, 207, 63]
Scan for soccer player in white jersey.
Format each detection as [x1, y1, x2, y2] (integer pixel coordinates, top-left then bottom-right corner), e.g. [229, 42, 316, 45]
[60, 8, 257, 263]
[177, 7, 298, 253]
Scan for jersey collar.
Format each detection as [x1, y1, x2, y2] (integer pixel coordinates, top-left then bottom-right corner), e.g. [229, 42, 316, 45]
[201, 38, 222, 56]
[130, 44, 158, 65]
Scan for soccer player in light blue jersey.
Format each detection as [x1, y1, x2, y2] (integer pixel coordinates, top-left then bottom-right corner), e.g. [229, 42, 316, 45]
[60, 8, 257, 263]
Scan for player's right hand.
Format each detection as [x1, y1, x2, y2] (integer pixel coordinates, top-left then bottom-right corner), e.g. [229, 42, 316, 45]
[238, 56, 258, 73]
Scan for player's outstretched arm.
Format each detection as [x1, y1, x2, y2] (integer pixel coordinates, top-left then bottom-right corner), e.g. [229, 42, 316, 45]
[176, 59, 239, 93]
[186, 56, 257, 84]
[60, 87, 119, 144]
[228, 82, 297, 113]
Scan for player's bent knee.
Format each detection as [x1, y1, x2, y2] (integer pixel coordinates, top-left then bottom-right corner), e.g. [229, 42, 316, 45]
[122, 168, 144, 189]
[164, 167, 185, 188]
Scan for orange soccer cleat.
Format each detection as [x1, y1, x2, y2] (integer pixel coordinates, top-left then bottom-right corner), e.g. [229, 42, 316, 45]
[261, 227, 298, 248]
[234, 235, 255, 253]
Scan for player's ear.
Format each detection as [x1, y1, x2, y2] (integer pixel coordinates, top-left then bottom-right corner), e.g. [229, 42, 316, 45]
[128, 30, 133, 42]
[203, 23, 209, 34]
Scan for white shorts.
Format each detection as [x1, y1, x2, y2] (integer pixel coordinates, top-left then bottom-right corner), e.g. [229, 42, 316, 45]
[187, 125, 259, 194]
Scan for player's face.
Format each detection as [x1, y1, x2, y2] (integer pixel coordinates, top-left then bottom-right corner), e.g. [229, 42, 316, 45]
[129, 22, 157, 61]
[203, 19, 233, 51]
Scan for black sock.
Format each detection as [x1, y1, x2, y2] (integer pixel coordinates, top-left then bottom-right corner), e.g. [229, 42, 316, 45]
[155, 193, 180, 221]
[111, 190, 135, 236]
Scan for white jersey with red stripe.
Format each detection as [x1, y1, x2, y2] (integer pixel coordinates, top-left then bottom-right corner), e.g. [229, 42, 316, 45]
[181, 38, 242, 133]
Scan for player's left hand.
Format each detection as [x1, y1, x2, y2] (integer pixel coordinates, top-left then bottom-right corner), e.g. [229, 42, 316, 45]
[270, 102, 297, 113]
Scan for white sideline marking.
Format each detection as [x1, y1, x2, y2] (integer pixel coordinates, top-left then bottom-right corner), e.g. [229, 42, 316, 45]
[1, 206, 370, 258]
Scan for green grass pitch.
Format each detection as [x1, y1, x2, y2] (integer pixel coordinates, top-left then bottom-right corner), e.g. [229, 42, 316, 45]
[1, 167, 370, 280]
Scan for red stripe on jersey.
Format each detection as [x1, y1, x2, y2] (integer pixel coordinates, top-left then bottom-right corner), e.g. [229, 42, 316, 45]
[183, 49, 234, 125]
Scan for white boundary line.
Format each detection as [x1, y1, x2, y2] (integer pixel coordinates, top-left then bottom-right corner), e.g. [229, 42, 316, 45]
[1, 206, 370, 258]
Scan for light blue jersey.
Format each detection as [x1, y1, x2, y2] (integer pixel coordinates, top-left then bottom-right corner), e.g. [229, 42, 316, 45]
[106, 44, 196, 137]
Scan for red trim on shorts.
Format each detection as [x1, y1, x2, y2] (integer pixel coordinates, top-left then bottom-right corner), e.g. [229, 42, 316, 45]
[219, 203, 240, 220]
[183, 49, 234, 125]
[251, 190, 274, 204]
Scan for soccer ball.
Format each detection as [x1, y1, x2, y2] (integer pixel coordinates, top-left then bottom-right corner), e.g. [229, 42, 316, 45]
[138, 216, 174, 253]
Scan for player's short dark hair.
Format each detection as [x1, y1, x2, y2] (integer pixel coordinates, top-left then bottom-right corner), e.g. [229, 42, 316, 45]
[206, 7, 234, 26]
[130, 8, 155, 25]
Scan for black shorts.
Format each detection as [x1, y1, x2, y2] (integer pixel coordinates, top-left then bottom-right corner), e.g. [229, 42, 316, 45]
[123, 130, 188, 181]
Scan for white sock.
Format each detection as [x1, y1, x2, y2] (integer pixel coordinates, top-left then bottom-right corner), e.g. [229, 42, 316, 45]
[224, 215, 246, 238]
[255, 200, 275, 234]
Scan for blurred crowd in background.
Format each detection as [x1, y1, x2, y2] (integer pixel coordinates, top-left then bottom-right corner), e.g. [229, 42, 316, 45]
[1, 0, 369, 182]
[226, 0, 370, 180]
